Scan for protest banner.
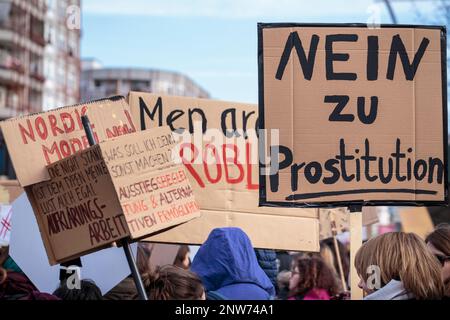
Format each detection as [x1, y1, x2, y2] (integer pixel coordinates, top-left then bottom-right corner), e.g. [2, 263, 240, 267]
[399, 207, 434, 239]
[25, 126, 200, 265]
[0, 180, 23, 204]
[128, 92, 320, 252]
[0, 96, 136, 187]
[258, 23, 447, 207]
[9, 193, 138, 295]
[99, 127, 201, 239]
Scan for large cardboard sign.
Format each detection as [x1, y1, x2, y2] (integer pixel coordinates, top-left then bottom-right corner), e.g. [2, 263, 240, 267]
[0, 205, 12, 246]
[25, 127, 200, 264]
[10, 193, 138, 295]
[0, 96, 136, 187]
[258, 23, 447, 207]
[99, 127, 200, 239]
[128, 92, 320, 252]
[319, 207, 379, 239]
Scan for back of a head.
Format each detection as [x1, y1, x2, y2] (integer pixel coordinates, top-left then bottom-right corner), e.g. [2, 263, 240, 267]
[191, 227, 275, 298]
[355, 232, 444, 300]
[291, 256, 340, 298]
[53, 279, 103, 300]
[142, 265, 204, 300]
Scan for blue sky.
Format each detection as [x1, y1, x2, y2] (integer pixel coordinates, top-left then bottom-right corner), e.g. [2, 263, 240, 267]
[81, 0, 438, 103]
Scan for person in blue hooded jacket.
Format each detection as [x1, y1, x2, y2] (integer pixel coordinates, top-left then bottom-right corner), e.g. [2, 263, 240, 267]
[191, 227, 275, 300]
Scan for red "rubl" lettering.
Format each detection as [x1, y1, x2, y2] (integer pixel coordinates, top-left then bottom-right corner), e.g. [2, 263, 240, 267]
[179, 142, 258, 190]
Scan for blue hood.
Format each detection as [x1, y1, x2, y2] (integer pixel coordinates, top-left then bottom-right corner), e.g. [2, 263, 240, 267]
[191, 228, 275, 299]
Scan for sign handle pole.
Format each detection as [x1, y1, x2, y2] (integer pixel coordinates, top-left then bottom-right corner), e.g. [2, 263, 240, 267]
[329, 212, 348, 292]
[120, 239, 148, 300]
[349, 205, 363, 300]
[81, 115, 148, 301]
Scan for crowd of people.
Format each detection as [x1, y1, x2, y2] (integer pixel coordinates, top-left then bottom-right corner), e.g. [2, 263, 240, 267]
[1, 224, 449, 300]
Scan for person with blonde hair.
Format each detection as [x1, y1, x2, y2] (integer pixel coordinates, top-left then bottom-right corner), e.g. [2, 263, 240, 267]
[355, 232, 444, 300]
[142, 265, 205, 300]
[425, 224, 450, 298]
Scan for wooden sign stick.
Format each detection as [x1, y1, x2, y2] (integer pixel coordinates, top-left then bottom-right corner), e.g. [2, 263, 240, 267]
[329, 211, 348, 292]
[349, 205, 363, 300]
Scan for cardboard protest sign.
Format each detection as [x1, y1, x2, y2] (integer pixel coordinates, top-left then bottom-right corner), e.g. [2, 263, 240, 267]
[361, 207, 379, 225]
[10, 193, 138, 295]
[137, 242, 180, 268]
[319, 208, 348, 240]
[258, 23, 447, 207]
[399, 207, 434, 239]
[148, 243, 180, 267]
[319, 207, 379, 239]
[25, 145, 129, 264]
[128, 92, 320, 252]
[0, 180, 23, 204]
[0, 96, 136, 187]
[25, 127, 200, 264]
[0, 180, 23, 246]
[99, 127, 201, 239]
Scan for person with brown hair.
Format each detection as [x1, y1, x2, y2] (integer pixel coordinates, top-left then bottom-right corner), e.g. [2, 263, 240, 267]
[53, 279, 103, 300]
[425, 223, 450, 298]
[320, 238, 350, 286]
[173, 245, 191, 270]
[355, 232, 444, 300]
[288, 256, 341, 300]
[142, 265, 205, 300]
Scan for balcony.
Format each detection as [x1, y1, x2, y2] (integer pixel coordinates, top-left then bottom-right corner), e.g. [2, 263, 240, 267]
[30, 32, 46, 46]
[0, 51, 25, 74]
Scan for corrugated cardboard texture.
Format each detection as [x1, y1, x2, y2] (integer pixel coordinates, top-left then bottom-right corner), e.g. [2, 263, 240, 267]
[147, 209, 319, 252]
[259, 25, 446, 205]
[128, 92, 320, 252]
[0, 180, 23, 204]
[25, 145, 128, 264]
[25, 127, 200, 265]
[0, 96, 136, 187]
